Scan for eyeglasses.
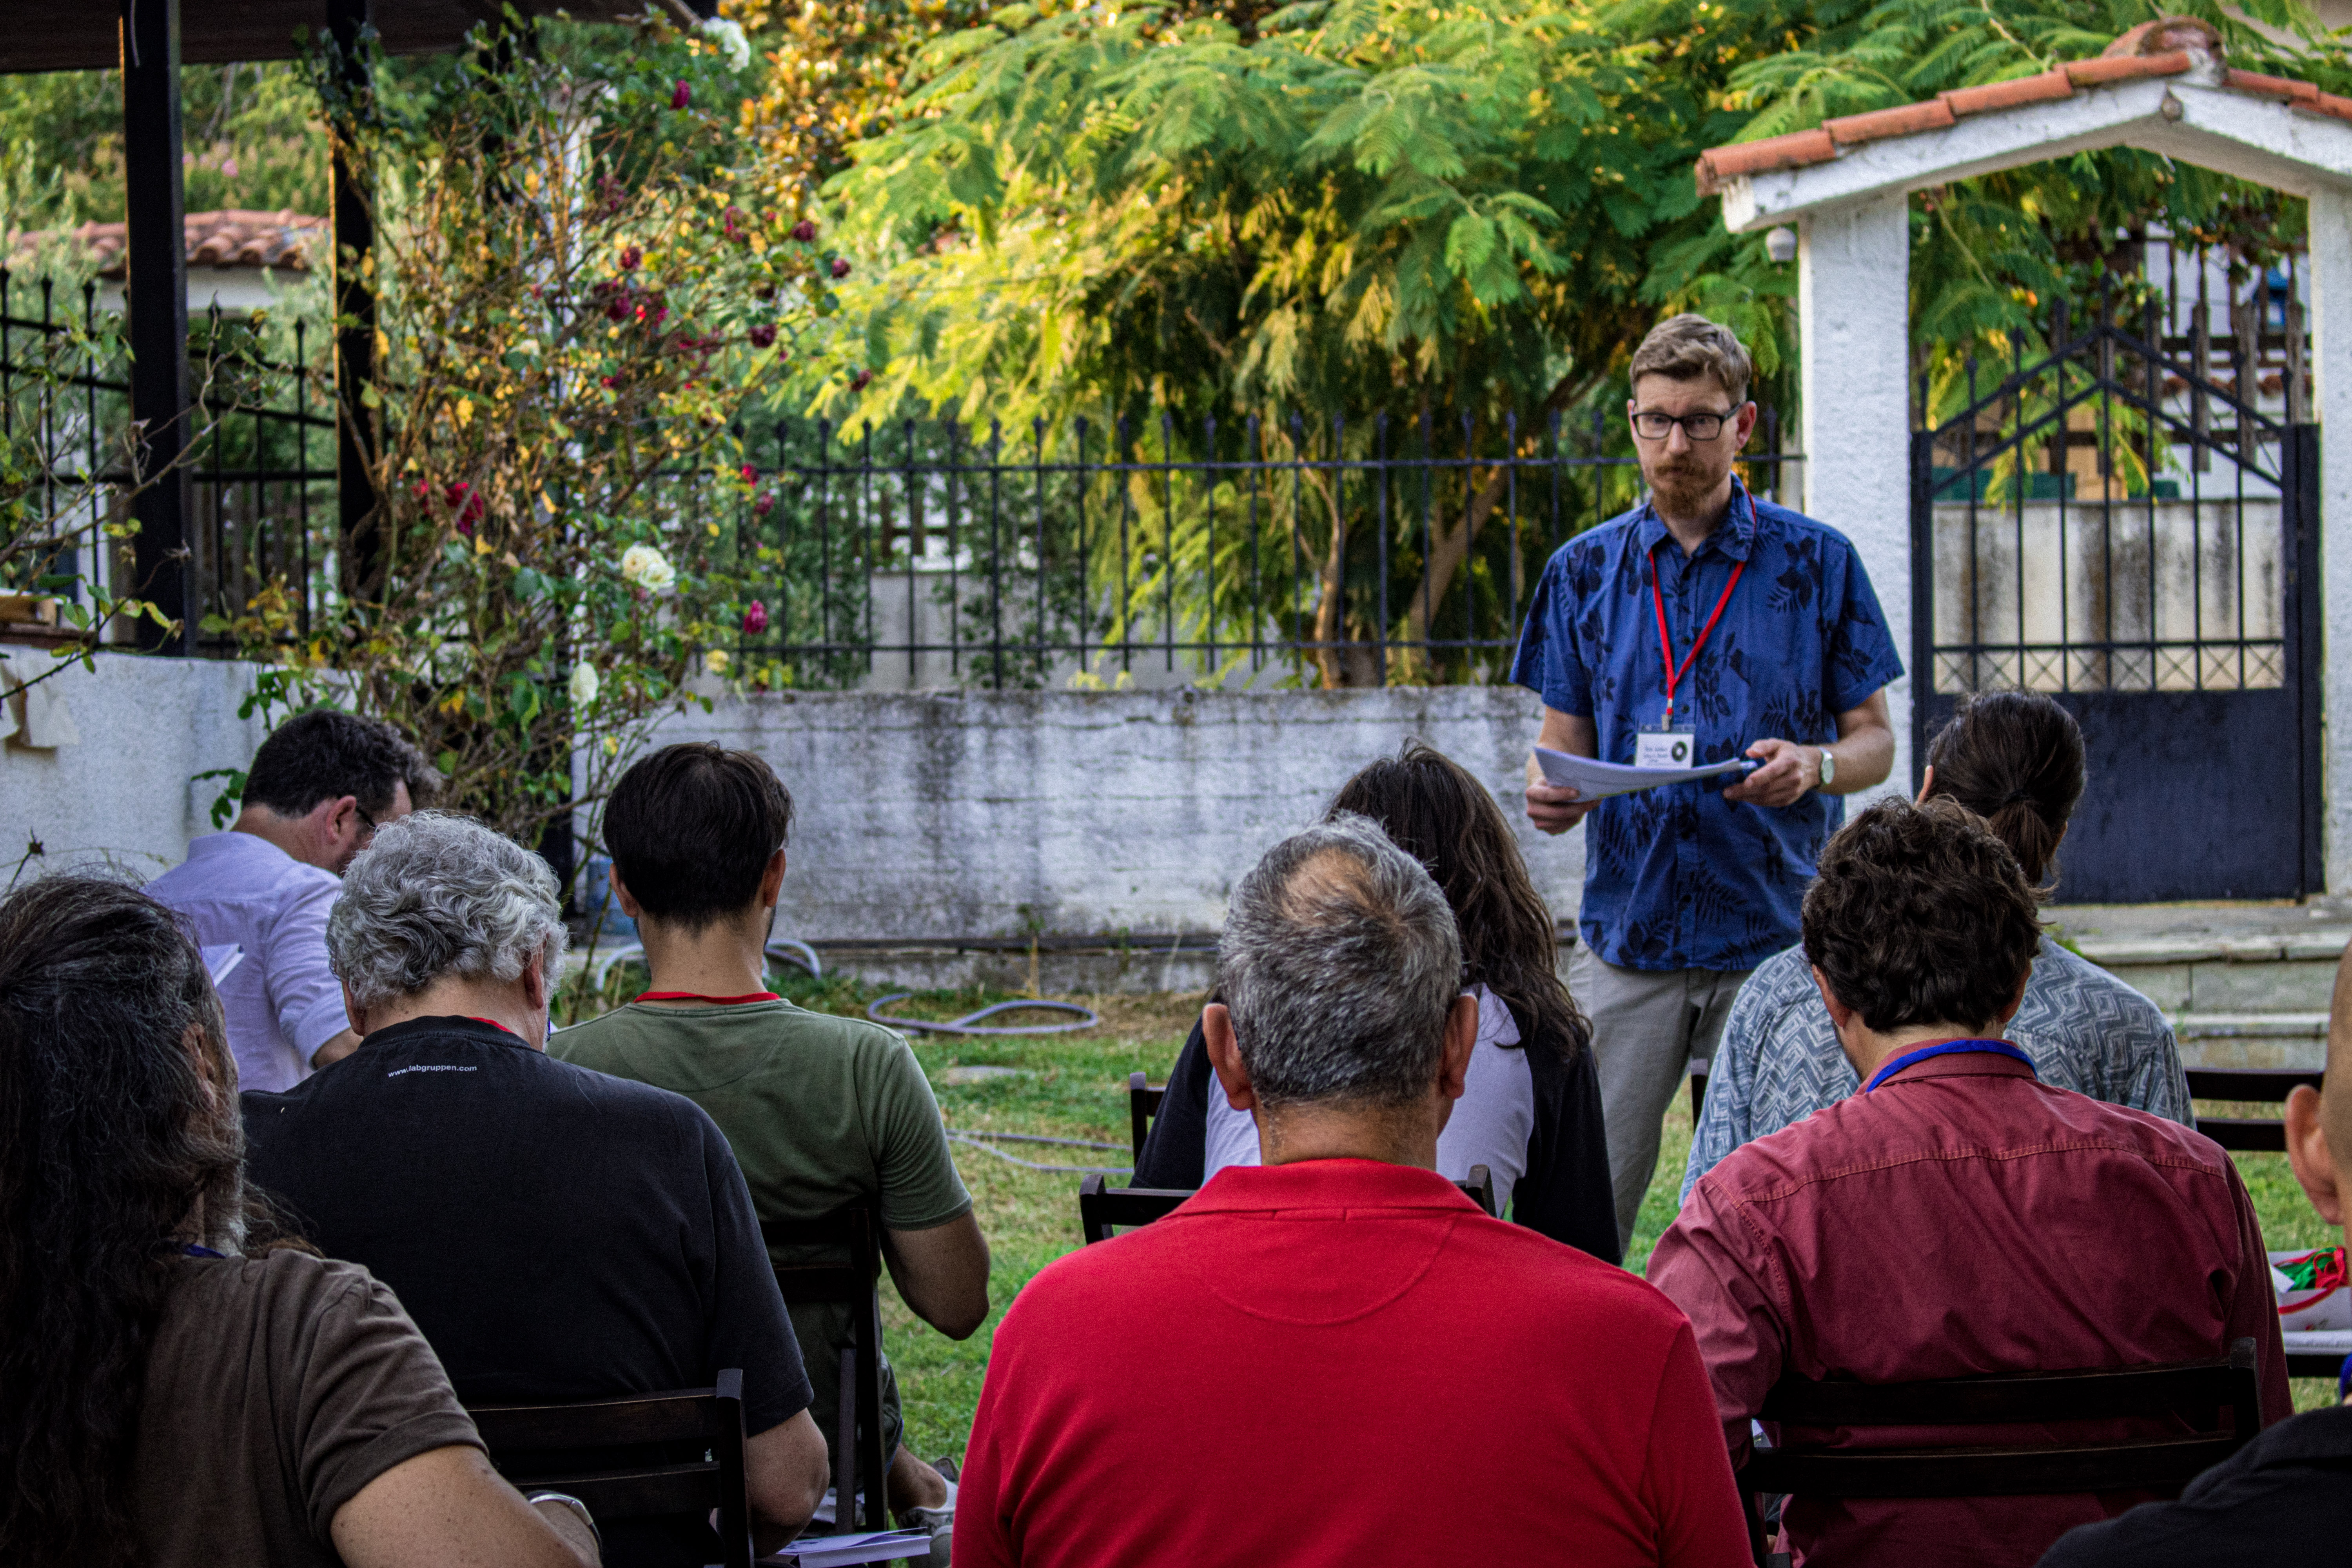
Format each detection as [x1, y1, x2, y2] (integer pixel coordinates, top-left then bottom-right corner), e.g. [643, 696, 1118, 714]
[352, 806, 381, 843]
[1630, 409, 1735, 442]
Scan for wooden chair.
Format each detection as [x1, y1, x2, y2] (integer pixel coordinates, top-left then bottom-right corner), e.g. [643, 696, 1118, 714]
[1734, 1338, 2262, 1565]
[1079, 1164, 1497, 1245]
[760, 1207, 890, 1534]
[1127, 1071, 1163, 1165]
[466, 1372, 754, 1568]
[2184, 1067, 2324, 1152]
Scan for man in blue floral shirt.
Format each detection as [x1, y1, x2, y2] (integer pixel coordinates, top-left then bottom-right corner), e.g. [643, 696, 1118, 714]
[1510, 315, 1904, 1245]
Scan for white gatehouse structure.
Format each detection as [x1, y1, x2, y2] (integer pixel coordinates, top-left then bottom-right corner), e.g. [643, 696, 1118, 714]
[1696, 17, 2352, 898]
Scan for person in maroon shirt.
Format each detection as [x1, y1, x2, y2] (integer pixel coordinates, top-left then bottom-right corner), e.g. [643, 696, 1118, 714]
[955, 815, 1750, 1568]
[1648, 799, 2290, 1568]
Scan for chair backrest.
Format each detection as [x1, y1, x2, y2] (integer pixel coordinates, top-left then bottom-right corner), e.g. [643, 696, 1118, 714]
[1739, 1338, 2261, 1507]
[1079, 1164, 1497, 1245]
[467, 1372, 753, 1568]
[1128, 1071, 1164, 1164]
[2183, 1067, 2324, 1152]
[760, 1206, 889, 1533]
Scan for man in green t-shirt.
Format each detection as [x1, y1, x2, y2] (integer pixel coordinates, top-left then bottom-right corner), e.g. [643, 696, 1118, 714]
[555, 743, 988, 1561]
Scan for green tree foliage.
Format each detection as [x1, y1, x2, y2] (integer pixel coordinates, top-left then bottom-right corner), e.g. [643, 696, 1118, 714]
[820, 0, 1812, 681]
[0, 62, 329, 238]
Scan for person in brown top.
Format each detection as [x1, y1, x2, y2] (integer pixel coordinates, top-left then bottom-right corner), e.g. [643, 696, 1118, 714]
[0, 876, 599, 1568]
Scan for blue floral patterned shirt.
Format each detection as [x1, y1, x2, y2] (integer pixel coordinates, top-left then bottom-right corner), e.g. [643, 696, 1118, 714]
[1680, 935, 2197, 1203]
[1509, 477, 1904, 973]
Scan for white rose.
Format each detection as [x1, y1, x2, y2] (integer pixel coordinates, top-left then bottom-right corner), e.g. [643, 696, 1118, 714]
[569, 662, 601, 706]
[702, 16, 752, 71]
[619, 543, 677, 592]
[704, 649, 732, 676]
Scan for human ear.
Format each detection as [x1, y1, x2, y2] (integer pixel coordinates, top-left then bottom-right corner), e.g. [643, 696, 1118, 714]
[608, 863, 643, 920]
[2286, 1086, 2344, 1228]
[1437, 994, 1477, 1102]
[759, 848, 788, 909]
[1915, 763, 1935, 806]
[1202, 1004, 1257, 1112]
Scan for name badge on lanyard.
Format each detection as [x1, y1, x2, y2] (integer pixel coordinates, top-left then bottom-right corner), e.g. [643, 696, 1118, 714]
[1640, 543, 1743, 768]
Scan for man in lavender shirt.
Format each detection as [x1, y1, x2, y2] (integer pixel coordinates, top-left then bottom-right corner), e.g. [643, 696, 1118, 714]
[147, 710, 437, 1091]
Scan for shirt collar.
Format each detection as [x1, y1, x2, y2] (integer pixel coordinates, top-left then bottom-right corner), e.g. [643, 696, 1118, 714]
[186, 829, 298, 867]
[1183, 1157, 1483, 1214]
[1866, 1040, 2039, 1091]
[1633, 473, 1760, 565]
[361, 1014, 542, 1052]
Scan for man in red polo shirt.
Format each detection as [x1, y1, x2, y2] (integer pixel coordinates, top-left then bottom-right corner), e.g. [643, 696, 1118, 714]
[1648, 799, 2290, 1568]
[954, 815, 1749, 1568]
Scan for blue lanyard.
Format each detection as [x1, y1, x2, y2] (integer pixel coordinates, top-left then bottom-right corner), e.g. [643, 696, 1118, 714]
[181, 1243, 224, 1258]
[1862, 1038, 2036, 1093]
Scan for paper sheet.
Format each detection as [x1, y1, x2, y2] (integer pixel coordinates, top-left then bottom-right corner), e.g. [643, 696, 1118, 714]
[768, 1528, 935, 1566]
[1533, 745, 1751, 800]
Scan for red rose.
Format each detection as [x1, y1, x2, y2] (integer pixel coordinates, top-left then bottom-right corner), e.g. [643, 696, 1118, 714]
[620, 245, 642, 271]
[790, 219, 817, 242]
[829, 257, 852, 279]
[605, 294, 630, 321]
[753, 493, 776, 517]
[740, 464, 758, 483]
[742, 599, 769, 634]
[749, 323, 777, 348]
[850, 368, 874, 392]
[671, 79, 691, 110]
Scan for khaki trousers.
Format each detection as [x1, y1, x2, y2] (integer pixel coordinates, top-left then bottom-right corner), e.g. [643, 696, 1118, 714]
[1568, 945, 1752, 1247]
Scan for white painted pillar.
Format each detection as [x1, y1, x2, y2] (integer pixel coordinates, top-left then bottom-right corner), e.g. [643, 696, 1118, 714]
[2308, 185, 2352, 893]
[1798, 192, 1915, 804]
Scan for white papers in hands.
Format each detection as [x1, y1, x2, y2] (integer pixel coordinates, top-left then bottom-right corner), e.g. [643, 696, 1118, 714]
[770, 1529, 936, 1566]
[1533, 746, 1750, 800]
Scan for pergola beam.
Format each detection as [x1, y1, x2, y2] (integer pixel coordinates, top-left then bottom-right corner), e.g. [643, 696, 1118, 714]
[122, 0, 192, 655]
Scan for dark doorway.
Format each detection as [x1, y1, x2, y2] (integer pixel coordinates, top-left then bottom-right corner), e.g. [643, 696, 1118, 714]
[1909, 247, 2322, 903]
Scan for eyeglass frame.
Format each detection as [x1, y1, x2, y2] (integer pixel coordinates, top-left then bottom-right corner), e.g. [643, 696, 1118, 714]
[1626, 403, 1750, 444]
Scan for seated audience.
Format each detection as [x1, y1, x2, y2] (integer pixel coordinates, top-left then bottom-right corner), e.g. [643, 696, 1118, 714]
[1684, 689, 2190, 1201]
[0, 876, 597, 1568]
[1135, 740, 1618, 1261]
[956, 815, 1750, 1567]
[555, 743, 985, 1559]
[240, 812, 828, 1564]
[2037, 943, 2352, 1566]
[147, 708, 438, 1090]
[1648, 799, 2288, 1568]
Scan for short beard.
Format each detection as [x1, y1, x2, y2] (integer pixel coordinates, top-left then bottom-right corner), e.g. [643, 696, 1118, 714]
[1646, 465, 1722, 516]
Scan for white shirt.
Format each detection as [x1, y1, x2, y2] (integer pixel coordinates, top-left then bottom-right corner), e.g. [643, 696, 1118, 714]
[1203, 985, 1537, 1214]
[145, 831, 350, 1093]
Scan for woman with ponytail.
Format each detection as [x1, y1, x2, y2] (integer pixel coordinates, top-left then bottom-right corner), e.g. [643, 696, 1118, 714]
[1681, 690, 2194, 1200]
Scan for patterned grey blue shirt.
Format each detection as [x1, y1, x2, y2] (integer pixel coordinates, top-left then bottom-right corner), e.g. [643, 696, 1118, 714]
[1681, 934, 2196, 1203]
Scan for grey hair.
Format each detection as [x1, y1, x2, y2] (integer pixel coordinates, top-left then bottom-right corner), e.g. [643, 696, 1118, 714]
[327, 811, 570, 1009]
[1217, 813, 1463, 1110]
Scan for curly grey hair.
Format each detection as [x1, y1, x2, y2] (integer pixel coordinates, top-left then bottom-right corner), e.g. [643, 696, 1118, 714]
[1218, 813, 1463, 1109]
[327, 811, 570, 1009]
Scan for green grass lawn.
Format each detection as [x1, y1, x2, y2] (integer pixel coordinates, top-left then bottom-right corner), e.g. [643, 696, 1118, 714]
[614, 970, 2346, 1460]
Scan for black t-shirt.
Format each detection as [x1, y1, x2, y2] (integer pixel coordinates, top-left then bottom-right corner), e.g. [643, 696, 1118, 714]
[242, 1014, 813, 1430]
[2036, 1404, 2352, 1566]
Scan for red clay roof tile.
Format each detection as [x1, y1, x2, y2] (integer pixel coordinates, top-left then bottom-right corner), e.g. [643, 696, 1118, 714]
[1691, 23, 2339, 201]
[1695, 128, 1838, 194]
[1938, 71, 2076, 117]
[9, 209, 324, 278]
[1825, 99, 1957, 146]
[2223, 68, 2321, 104]
[2062, 50, 2194, 88]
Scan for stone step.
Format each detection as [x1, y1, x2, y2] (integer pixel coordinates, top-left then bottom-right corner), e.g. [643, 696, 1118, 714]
[2173, 1013, 2329, 1071]
[2068, 928, 2352, 1016]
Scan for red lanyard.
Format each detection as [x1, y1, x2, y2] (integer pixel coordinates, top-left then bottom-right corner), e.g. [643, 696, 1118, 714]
[1650, 545, 1745, 726]
[634, 991, 780, 1005]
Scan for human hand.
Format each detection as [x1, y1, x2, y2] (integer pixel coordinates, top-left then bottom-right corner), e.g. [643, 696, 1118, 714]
[1723, 738, 1816, 808]
[1526, 781, 1597, 835]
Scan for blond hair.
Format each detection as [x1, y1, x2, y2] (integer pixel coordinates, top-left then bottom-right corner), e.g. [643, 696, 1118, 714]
[1630, 314, 1753, 405]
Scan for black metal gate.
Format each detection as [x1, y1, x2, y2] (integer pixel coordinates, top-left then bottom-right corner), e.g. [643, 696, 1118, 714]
[1909, 250, 2321, 903]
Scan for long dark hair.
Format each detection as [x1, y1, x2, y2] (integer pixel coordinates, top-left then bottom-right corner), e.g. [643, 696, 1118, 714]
[1924, 690, 2086, 889]
[0, 878, 282, 1567]
[1327, 740, 1588, 1057]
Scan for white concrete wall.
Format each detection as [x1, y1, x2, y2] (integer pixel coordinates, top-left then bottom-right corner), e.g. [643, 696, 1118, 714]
[0, 648, 272, 879]
[639, 686, 1584, 941]
[2308, 186, 2352, 893]
[1799, 193, 1916, 799]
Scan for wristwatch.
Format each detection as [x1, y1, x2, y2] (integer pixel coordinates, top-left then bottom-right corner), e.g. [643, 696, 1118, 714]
[1817, 748, 1836, 789]
[526, 1492, 601, 1550]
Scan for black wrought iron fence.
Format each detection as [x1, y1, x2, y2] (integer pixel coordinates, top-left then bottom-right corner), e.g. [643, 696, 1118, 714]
[0, 270, 338, 648]
[731, 408, 1803, 690]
